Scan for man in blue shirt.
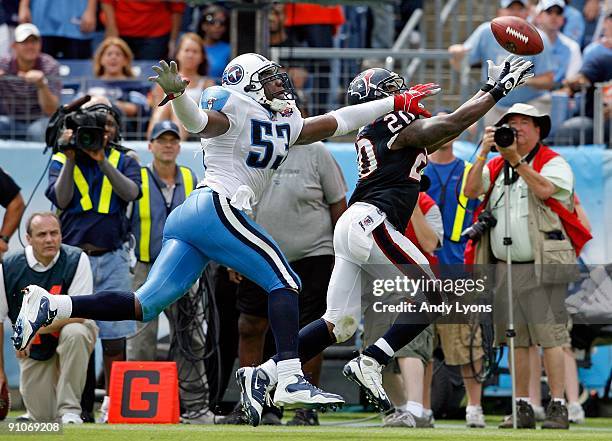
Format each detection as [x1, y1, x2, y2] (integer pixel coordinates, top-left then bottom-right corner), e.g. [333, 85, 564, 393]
[449, 0, 555, 127]
[45, 96, 141, 423]
[424, 110, 485, 427]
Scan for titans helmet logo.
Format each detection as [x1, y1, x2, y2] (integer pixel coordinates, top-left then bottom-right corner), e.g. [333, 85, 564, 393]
[223, 65, 244, 85]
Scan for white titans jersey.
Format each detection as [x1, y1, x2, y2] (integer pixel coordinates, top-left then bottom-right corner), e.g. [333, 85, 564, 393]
[197, 86, 303, 210]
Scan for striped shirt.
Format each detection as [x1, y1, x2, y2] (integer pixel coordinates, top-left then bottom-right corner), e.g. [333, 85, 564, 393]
[0, 53, 60, 121]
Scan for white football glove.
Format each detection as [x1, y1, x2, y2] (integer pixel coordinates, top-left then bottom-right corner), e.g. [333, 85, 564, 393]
[490, 57, 534, 101]
[148, 60, 189, 105]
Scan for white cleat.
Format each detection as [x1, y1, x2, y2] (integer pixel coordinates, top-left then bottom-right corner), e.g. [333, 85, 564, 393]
[236, 367, 274, 427]
[273, 374, 344, 411]
[343, 354, 392, 412]
[466, 406, 486, 428]
[12, 285, 58, 350]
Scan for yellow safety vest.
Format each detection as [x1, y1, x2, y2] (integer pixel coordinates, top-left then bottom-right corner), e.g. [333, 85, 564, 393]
[138, 166, 194, 263]
[450, 161, 473, 242]
[52, 149, 121, 213]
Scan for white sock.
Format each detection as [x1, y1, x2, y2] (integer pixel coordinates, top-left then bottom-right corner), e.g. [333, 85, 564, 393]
[276, 358, 302, 383]
[259, 359, 278, 385]
[517, 397, 531, 404]
[54, 295, 73, 319]
[374, 338, 395, 357]
[553, 398, 566, 406]
[466, 405, 482, 413]
[423, 408, 433, 417]
[406, 401, 423, 417]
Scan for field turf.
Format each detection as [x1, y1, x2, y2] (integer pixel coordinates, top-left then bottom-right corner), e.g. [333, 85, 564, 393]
[2, 412, 612, 441]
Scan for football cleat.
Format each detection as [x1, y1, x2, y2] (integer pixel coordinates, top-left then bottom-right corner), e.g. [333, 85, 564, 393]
[236, 367, 274, 427]
[343, 354, 392, 412]
[273, 374, 344, 411]
[12, 285, 58, 350]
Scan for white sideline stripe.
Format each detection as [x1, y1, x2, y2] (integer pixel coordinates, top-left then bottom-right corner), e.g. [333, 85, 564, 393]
[219, 198, 299, 290]
[505, 26, 529, 44]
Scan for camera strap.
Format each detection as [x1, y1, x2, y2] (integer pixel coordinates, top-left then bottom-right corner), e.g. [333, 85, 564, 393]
[492, 143, 542, 208]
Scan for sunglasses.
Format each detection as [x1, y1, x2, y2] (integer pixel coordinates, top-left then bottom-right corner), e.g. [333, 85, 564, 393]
[204, 15, 226, 26]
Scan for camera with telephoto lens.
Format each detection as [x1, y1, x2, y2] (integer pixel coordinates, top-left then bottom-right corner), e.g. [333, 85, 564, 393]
[461, 210, 497, 242]
[491, 124, 517, 151]
[45, 95, 109, 153]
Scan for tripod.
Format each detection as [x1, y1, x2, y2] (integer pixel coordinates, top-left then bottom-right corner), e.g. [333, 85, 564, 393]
[503, 161, 518, 428]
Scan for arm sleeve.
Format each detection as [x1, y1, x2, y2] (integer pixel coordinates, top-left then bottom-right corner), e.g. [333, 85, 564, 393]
[0, 167, 20, 208]
[540, 156, 574, 202]
[67, 253, 94, 296]
[424, 204, 445, 246]
[315, 143, 348, 204]
[0, 267, 8, 321]
[45, 159, 65, 207]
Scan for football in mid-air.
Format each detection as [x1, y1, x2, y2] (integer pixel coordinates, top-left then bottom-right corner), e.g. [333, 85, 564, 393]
[491, 16, 544, 55]
[0, 383, 10, 421]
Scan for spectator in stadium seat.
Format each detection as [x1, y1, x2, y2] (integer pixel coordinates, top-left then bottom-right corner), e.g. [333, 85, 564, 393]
[424, 110, 487, 428]
[560, 1, 586, 45]
[534, 0, 583, 138]
[283, 3, 345, 115]
[0, 0, 19, 57]
[148, 33, 215, 140]
[448, 0, 555, 127]
[45, 95, 141, 423]
[372, 191, 442, 428]
[86, 36, 150, 138]
[18, 0, 96, 59]
[100, 0, 186, 60]
[573, 0, 600, 47]
[217, 141, 347, 426]
[0, 167, 25, 261]
[0, 212, 97, 424]
[0, 23, 60, 141]
[196, 5, 230, 83]
[557, 12, 612, 145]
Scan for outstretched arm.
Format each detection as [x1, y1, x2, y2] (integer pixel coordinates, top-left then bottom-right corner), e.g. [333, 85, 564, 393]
[295, 83, 440, 145]
[393, 56, 534, 151]
[149, 61, 231, 138]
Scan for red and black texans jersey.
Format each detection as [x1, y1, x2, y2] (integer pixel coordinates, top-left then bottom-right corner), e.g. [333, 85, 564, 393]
[348, 110, 428, 231]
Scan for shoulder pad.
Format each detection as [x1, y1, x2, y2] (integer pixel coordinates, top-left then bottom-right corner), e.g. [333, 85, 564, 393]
[199, 86, 231, 112]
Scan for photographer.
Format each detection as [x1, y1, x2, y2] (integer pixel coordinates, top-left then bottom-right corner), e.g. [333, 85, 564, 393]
[44, 95, 141, 423]
[463, 103, 591, 430]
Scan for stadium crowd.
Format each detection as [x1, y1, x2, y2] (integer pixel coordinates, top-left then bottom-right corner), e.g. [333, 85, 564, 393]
[0, 0, 609, 429]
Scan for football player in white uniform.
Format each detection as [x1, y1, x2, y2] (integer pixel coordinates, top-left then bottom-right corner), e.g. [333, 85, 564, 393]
[13, 53, 440, 426]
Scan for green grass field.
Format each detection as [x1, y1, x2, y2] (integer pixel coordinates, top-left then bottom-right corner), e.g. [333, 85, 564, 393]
[2, 412, 612, 441]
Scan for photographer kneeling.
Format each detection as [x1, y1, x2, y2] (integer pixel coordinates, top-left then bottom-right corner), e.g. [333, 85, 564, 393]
[44, 96, 142, 423]
[463, 104, 591, 430]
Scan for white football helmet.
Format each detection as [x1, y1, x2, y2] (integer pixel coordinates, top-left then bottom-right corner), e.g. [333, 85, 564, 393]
[221, 53, 296, 112]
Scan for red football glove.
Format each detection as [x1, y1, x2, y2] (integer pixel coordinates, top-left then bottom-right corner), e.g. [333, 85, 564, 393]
[393, 83, 441, 118]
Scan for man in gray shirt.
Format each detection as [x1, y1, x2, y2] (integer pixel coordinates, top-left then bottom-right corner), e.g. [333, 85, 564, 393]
[220, 141, 347, 426]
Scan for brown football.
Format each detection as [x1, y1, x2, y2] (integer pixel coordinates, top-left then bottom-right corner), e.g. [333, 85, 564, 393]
[0, 382, 10, 420]
[491, 16, 544, 55]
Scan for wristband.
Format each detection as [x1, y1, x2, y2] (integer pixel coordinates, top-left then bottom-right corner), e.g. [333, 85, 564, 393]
[489, 83, 505, 102]
[512, 158, 528, 170]
[476, 155, 487, 161]
[480, 83, 494, 93]
[0, 235, 9, 244]
[158, 90, 185, 107]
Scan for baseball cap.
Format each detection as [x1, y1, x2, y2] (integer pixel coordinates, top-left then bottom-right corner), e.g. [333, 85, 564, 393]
[14, 23, 41, 43]
[500, 0, 527, 8]
[536, 0, 565, 13]
[150, 121, 180, 141]
[495, 103, 551, 140]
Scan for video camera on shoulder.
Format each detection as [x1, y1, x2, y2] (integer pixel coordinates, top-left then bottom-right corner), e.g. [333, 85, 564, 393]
[491, 124, 517, 151]
[45, 95, 109, 153]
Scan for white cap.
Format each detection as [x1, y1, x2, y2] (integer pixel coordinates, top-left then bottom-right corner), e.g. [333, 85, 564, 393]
[536, 0, 565, 14]
[14, 23, 41, 43]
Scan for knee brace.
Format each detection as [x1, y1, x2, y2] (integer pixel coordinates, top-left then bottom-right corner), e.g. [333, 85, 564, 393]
[102, 338, 126, 357]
